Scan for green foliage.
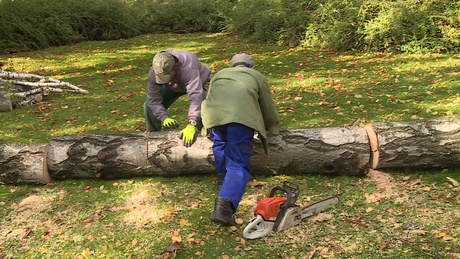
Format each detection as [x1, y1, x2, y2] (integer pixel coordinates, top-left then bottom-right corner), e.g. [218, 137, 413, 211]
[141, 0, 224, 33]
[301, 0, 364, 51]
[220, 0, 285, 43]
[361, 0, 460, 53]
[0, 0, 141, 53]
[0, 0, 458, 54]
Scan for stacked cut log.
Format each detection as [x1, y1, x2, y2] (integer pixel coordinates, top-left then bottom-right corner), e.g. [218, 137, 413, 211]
[1, 116, 459, 185]
[0, 69, 88, 112]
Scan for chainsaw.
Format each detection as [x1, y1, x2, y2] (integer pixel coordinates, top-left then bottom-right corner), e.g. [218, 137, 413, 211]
[243, 181, 340, 239]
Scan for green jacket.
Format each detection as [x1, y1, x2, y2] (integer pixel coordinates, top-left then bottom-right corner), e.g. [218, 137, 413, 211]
[201, 65, 279, 154]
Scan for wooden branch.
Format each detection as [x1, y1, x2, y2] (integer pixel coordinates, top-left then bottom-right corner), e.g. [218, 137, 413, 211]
[11, 80, 88, 94]
[0, 69, 89, 96]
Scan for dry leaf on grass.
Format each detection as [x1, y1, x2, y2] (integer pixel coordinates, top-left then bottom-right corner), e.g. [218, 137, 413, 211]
[446, 177, 459, 187]
[311, 213, 333, 222]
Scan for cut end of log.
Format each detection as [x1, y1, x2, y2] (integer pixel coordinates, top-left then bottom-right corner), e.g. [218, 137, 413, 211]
[42, 144, 53, 184]
[363, 124, 379, 170]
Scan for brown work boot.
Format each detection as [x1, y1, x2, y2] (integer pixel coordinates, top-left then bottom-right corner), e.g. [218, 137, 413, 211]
[211, 197, 235, 226]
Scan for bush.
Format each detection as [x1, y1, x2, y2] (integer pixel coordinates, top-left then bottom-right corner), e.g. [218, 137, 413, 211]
[0, 0, 143, 53]
[216, 0, 285, 43]
[0, 0, 457, 53]
[300, 0, 366, 51]
[140, 0, 223, 33]
[361, 0, 460, 53]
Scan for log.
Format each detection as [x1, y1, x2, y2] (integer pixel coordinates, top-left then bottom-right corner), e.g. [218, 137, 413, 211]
[45, 126, 370, 180]
[0, 90, 12, 112]
[374, 116, 460, 169]
[0, 143, 51, 184]
[0, 79, 13, 112]
[0, 116, 459, 184]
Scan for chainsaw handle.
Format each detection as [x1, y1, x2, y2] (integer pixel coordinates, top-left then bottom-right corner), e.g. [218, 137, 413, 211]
[269, 181, 299, 206]
[242, 215, 274, 239]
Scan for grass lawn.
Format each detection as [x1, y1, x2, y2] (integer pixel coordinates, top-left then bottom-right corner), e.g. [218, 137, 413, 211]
[0, 33, 459, 258]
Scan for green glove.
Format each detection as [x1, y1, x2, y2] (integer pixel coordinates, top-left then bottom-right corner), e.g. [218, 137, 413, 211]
[180, 124, 198, 148]
[162, 118, 179, 129]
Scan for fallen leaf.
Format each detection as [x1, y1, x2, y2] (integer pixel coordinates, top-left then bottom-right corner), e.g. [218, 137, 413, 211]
[247, 181, 267, 188]
[81, 217, 94, 224]
[305, 246, 317, 259]
[165, 242, 181, 253]
[447, 177, 459, 187]
[409, 179, 421, 186]
[344, 243, 357, 251]
[311, 213, 333, 222]
[410, 230, 427, 235]
[442, 236, 454, 241]
[179, 219, 191, 226]
[171, 230, 182, 243]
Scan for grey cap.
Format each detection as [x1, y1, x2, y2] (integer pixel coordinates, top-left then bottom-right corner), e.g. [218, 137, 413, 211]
[230, 53, 255, 67]
[152, 51, 175, 84]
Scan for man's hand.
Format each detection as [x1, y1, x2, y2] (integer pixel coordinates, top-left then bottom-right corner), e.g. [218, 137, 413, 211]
[180, 124, 198, 147]
[162, 118, 179, 129]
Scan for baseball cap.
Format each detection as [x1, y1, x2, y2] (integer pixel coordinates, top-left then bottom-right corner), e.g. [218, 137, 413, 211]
[152, 51, 175, 84]
[230, 53, 255, 67]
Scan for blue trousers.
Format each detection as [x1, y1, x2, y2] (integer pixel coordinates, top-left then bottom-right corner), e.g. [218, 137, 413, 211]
[212, 123, 254, 212]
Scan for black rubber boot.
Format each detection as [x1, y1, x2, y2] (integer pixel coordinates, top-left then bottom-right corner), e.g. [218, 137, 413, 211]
[211, 197, 236, 226]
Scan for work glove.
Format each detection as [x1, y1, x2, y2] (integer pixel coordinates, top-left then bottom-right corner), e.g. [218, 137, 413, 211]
[162, 118, 179, 129]
[179, 124, 198, 148]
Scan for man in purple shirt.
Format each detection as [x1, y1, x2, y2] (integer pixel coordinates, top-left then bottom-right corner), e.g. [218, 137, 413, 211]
[143, 49, 212, 147]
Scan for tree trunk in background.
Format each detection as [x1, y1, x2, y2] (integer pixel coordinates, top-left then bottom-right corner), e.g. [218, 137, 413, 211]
[0, 90, 12, 112]
[0, 79, 13, 112]
[1, 116, 459, 184]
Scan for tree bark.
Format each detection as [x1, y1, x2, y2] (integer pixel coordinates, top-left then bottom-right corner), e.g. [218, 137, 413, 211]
[1, 116, 459, 185]
[374, 116, 460, 169]
[0, 79, 13, 112]
[0, 90, 12, 112]
[45, 126, 370, 180]
[0, 143, 51, 184]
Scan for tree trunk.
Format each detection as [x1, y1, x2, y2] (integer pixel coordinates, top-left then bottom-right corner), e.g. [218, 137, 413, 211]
[0, 143, 51, 184]
[1, 116, 459, 185]
[45, 126, 370, 180]
[0, 79, 13, 112]
[0, 90, 12, 112]
[374, 116, 460, 169]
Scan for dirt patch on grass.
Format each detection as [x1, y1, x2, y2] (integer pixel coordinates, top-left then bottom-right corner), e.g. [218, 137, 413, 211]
[1, 194, 53, 240]
[112, 190, 170, 227]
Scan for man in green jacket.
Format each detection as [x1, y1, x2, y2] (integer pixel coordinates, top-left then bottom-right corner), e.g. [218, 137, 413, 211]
[201, 53, 279, 226]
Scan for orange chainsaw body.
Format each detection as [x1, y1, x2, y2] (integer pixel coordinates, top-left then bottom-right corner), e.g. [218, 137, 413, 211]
[254, 197, 287, 221]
